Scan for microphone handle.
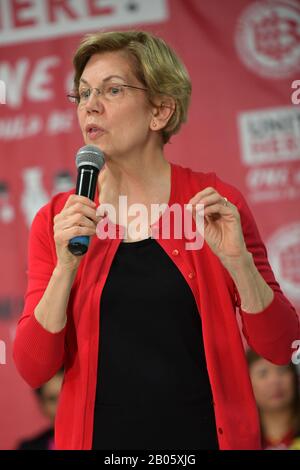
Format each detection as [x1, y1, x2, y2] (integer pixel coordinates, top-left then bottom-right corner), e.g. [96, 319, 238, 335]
[68, 165, 99, 256]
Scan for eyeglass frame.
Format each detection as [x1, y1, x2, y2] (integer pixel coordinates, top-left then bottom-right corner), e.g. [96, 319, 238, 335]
[67, 82, 148, 105]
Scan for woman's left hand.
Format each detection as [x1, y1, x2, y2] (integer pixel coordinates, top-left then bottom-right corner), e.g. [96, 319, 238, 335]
[188, 187, 249, 267]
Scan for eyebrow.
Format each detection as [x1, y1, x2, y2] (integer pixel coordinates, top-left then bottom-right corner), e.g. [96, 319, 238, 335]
[79, 75, 127, 86]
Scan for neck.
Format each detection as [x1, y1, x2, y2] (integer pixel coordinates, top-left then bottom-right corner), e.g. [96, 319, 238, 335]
[98, 142, 170, 200]
[261, 408, 294, 443]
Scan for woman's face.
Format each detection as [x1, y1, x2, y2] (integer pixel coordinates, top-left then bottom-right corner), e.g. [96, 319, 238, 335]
[77, 51, 154, 159]
[249, 358, 296, 413]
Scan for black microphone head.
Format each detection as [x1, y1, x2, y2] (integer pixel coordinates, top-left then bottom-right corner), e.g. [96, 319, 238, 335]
[76, 145, 105, 170]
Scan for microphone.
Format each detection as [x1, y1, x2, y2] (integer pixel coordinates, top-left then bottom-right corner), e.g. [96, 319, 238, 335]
[68, 145, 105, 256]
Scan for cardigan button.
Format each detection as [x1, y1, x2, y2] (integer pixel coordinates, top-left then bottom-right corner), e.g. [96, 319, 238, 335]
[172, 249, 179, 256]
[188, 271, 195, 279]
[218, 427, 223, 435]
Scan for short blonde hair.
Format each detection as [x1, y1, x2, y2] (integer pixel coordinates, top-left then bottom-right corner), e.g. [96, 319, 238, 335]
[72, 30, 191, 144]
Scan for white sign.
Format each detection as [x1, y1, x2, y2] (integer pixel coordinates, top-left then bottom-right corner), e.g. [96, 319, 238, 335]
[0, 0, 168, 45]
[238, 106, 300, 166]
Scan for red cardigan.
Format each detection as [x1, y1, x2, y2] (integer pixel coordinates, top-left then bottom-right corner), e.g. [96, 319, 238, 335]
[13, 162, 299, 450]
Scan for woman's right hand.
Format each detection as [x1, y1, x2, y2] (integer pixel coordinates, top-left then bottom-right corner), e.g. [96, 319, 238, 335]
[53, 194, 101, 271]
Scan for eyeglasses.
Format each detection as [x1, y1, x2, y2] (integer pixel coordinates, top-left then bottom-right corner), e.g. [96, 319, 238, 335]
[67, 82, 148, 105]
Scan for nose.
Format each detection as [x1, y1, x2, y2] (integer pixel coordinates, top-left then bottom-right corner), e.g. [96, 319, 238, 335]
[85, 90, 104, 114]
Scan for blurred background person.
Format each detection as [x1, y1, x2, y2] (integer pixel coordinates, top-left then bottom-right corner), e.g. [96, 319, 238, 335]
[16, 368, 64, 450]
[247, 349, 300, 450]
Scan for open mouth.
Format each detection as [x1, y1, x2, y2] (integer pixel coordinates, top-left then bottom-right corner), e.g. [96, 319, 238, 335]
[86, 126, 105, 139]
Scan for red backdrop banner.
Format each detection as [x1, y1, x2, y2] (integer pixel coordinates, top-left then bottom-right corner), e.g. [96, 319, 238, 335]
[0, 0, 299, 449]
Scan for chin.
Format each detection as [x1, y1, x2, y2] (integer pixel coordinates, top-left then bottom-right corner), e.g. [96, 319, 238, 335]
[83, 138, 105, 153]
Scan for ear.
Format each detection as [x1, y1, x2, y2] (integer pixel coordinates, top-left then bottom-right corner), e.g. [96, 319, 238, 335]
[150, 96, 176, 132]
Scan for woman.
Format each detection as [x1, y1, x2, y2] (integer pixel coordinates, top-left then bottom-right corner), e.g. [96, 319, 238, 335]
[17, 368, 64, 450]
[13, 30, 299, 450]
[247, 350, 300, 450]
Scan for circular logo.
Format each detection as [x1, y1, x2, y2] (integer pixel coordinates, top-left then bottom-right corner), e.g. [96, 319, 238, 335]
[267, 222, 300, 303]
[235, 0, 300, 78]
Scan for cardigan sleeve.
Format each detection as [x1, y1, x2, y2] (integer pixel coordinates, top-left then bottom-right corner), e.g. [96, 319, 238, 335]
[13, 206, 66, 388]
[215, 175, 300, 365]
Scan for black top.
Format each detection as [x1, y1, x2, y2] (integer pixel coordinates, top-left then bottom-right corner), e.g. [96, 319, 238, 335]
[17, 428, 54, 450]
[92, 237, 218, 450]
